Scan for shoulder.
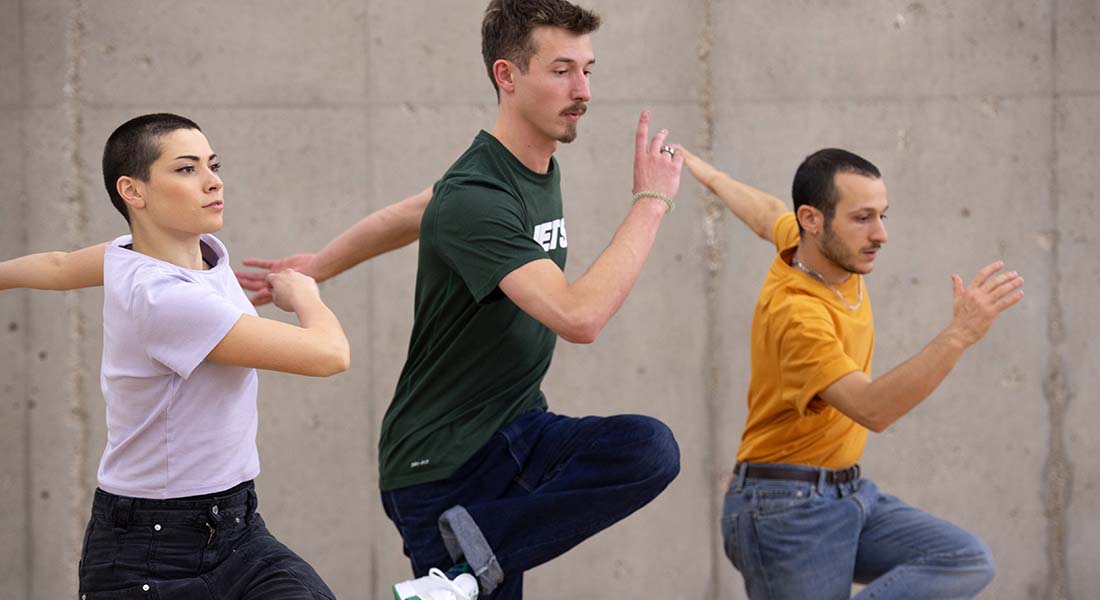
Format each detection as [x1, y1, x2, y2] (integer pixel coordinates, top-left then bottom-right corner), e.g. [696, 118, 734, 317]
[771, 212, 800, 251]
[431, 177, 523, 222]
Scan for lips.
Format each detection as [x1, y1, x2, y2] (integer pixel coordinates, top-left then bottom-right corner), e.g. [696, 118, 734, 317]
[204, 200, 224, 210]
[561, 104, 587, 120]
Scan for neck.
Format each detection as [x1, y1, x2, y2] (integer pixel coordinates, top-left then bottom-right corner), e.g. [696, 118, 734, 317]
[793, 242, 851, 286]
[130, 221, 206, 270]
[491, 108, 557, 174]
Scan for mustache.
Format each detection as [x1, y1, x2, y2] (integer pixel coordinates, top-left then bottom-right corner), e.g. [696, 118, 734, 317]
[560, 103, 587, 116]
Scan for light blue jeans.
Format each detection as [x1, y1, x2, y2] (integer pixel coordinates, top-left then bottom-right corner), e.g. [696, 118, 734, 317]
[722, 463, 995, 599]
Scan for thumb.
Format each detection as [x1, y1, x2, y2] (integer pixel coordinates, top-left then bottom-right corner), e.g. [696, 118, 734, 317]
[951, 274, 963, 299]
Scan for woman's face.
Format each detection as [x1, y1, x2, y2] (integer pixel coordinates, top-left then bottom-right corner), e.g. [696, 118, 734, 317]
[137, 128, 224, 236]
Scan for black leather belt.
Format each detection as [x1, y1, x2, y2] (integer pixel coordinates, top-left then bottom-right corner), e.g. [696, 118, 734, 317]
[737, 463, 861, 485]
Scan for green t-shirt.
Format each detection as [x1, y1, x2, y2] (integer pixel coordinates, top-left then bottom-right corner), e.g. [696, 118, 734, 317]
[378, 130, 568, 490]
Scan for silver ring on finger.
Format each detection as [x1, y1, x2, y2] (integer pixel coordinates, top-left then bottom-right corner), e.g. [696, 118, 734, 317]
[660, 145, 675, 157]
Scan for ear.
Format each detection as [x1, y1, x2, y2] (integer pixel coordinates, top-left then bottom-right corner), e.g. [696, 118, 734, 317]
[796, 205, 822, 236]
[116, 176, 146, 211]
[493, 59, 516, 95]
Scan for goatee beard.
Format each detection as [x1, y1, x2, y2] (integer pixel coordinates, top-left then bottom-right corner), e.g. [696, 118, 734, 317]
[558, 123, 578, 143]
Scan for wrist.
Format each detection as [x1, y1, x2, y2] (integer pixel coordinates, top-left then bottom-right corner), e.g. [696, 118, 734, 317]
[631, 191, 674, 214]
[938, 326, 972, 352]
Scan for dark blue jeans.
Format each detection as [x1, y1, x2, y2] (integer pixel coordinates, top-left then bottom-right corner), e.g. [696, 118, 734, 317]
[381, 409, 681, 599]
[78, 481, 335, 599]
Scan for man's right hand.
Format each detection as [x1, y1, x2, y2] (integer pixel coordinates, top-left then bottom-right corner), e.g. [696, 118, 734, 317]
[632, 111, 684, 208]
[237, 254, 317, 306]
[946, 261, 1025, 348]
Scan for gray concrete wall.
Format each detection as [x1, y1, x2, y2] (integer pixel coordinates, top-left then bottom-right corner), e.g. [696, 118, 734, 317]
[1, 1, 1096, 598]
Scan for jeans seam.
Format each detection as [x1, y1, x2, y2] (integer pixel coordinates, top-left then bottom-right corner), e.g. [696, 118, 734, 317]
[383, 493, 426, 576]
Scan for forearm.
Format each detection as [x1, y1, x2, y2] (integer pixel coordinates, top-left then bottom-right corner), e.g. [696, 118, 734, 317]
[858, 329, 969, 431]
[0, 245, 105, 291]
[562, 196, 668, 341]
[291, 297, 351, 375]
[309, 190, 428, 281]
[704, 172, 788, 240]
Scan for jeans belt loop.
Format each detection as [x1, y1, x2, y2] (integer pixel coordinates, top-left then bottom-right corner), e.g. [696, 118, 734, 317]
[816, 467, 828, 492]
[734, 462, 748, 493]
[245, 487, 258, 523]
[113, 497, 134, 529]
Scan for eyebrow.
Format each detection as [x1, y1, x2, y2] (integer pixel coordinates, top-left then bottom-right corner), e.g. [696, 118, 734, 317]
[174, 154, 218, 161]
[551, 57, 596, 66]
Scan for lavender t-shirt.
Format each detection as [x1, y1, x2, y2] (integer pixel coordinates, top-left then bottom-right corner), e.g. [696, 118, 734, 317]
[97, 234, 260, 499]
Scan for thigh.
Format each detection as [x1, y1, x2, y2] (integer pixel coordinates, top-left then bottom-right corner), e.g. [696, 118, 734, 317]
[208, 515, 335, 600]
[853, 481, 987, 584]
[518, 412, 678, 491]
[728, 480, 860, 600]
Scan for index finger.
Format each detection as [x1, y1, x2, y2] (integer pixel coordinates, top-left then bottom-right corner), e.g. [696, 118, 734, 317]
[635, 111, 650, 158]
[969, 260, 1005, 288]
[241, 258, 275, 269]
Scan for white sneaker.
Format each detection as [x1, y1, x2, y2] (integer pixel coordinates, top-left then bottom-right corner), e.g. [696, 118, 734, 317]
[392, 567, 479, 600]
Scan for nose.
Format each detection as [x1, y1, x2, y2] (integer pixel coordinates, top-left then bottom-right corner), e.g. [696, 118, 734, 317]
[870, 216, 888, 245]
[206, 168, 223, 193]
[573, 71, 591, 103]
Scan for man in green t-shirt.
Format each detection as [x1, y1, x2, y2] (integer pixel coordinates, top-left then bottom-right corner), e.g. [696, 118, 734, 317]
[240, 1, 685, 598]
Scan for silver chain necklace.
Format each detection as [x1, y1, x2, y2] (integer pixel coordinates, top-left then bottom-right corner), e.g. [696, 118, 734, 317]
[791, 256, 863, 311]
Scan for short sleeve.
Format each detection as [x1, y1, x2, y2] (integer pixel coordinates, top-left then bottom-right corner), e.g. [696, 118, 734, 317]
[777, 300, 861, 415]
[433, 181, 551, 302]
[772, 212, 800, 253]
[131, 272, 245, 378]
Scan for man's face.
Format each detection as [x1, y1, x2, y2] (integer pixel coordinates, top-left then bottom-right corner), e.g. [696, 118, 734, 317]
[511, 26, 594, 144]
[819, 172, 889, 275]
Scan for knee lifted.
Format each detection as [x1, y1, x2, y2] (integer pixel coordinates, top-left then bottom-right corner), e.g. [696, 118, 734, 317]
[638, 417, 681, 483]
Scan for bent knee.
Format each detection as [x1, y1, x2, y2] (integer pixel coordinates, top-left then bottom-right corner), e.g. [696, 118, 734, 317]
[934, 532, 995, 593]
[615, 415, 681, 485]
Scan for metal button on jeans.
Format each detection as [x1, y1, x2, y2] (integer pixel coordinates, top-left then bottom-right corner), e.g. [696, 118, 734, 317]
[142, 584, 150, 591]
[211, 505, 219, 516]
[154, 524, 161, 531]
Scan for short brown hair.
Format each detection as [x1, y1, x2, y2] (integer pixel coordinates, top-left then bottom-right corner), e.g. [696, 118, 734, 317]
[481, 0, 601, 98]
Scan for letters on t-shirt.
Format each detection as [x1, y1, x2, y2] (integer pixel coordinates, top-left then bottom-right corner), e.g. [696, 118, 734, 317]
[532, 218, 568, 252]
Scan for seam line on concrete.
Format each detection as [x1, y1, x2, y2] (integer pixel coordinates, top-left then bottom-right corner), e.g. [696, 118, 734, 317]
[363, 0, 378, 594]
[63, 1, 92, 591]
[1042, 2, 1073, 599]
[697, 1, 724, 597]
[18, 0, 33, 598]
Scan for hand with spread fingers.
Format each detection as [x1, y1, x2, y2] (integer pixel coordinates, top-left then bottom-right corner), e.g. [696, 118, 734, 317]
[947, 260, 1025, 347]
[632, 111, 685, 211]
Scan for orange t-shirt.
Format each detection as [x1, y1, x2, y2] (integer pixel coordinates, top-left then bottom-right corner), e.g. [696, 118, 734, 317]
[735, 213, 874, 469]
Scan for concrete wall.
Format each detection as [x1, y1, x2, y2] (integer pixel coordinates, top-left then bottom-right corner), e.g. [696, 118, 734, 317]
[1, 0, 1096, 598]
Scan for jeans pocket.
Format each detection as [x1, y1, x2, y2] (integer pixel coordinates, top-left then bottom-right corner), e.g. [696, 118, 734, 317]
[80, 519, 119, 571]
[149, 522, 213, 579]
[750, 482, 815, 517]
[721, 512, 743, 571]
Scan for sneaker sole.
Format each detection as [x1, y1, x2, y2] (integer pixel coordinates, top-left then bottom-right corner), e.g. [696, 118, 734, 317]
[392, 582, 421, 600]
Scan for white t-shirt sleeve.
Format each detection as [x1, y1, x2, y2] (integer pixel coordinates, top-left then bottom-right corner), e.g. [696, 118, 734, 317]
[132, 271, 246, 378]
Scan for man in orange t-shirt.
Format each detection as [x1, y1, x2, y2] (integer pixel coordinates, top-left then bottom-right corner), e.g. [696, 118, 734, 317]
[682, 148, 1023, 600]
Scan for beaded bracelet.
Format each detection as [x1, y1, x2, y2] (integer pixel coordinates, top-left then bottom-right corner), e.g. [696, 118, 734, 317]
[631, 191, 675, 213]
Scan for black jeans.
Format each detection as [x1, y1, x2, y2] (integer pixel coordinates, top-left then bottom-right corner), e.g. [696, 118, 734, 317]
[78, 482, 335, 599]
